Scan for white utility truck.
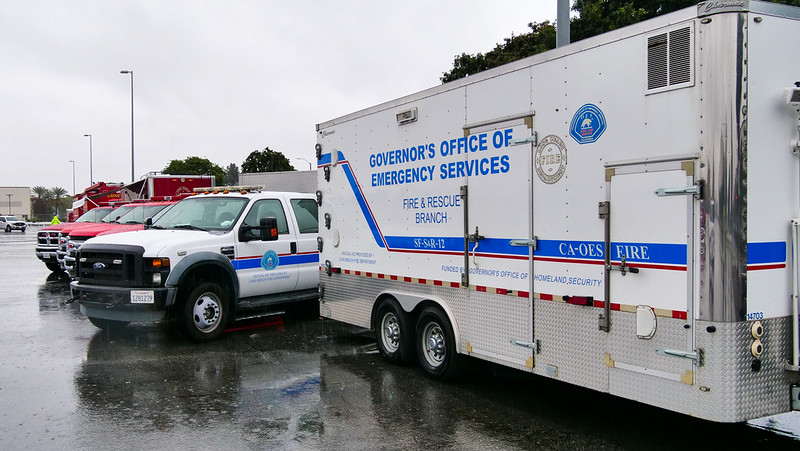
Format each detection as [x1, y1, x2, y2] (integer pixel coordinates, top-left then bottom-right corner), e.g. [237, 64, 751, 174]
[315, 1, 800, 422]
[70, 188, 319, 341]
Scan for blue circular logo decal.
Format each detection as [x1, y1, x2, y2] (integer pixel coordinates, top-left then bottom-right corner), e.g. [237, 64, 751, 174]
[569, 104, 607, 144]
[261, 250, 279, 271]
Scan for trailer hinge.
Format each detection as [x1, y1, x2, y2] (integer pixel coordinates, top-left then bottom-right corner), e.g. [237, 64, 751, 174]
[510, 237, 538, 251]
[598, 201, 609, 219]
[656, 348, 704, 366]
[510, 339, 540, 353]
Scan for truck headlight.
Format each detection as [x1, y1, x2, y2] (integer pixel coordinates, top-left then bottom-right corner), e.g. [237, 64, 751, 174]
[144, 258, 170, 286]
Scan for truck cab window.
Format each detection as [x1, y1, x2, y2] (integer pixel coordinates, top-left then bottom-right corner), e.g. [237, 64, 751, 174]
[290, 198, 318, 234]
[242, 199, 289, 239]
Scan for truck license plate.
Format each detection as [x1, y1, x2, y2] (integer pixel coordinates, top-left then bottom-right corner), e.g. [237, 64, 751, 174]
[131, 290, 155, 304]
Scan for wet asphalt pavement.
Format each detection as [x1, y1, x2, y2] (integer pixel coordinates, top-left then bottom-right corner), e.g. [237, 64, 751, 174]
[1, 227, 799, 450]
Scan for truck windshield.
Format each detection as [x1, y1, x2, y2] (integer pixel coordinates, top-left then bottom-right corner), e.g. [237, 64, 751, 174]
[75, 208, 114, 223]
[100, 205, 137, 223]
[152, 197, 248, 231]
[116, 203, 173, 224]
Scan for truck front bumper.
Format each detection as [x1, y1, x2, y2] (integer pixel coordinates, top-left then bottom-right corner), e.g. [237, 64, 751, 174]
[35, 248, 57, 261]
[70, 281, 177, 323]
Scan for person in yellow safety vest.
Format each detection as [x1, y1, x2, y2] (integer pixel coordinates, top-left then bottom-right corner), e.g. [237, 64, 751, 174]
[51, 215, 60, 225]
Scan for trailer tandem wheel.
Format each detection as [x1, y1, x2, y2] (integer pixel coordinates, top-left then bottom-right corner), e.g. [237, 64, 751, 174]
[416, 306, 460, 380]
[374, 297, 414, 364]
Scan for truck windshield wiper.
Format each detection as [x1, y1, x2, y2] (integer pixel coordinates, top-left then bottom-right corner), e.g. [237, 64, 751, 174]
[173, 224, 206, 231]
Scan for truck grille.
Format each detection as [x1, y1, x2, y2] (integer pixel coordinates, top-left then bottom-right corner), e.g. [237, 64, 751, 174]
[76, 244, 145, 287]
[37, 230, 60, 247]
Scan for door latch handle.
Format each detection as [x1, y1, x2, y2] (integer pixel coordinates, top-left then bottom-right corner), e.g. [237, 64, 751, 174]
[607, 254, 639, 276]
[467, 226, 485, 243]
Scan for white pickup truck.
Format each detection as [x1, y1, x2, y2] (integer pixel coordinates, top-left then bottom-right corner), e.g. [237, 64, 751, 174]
[70, 188, 320, 341]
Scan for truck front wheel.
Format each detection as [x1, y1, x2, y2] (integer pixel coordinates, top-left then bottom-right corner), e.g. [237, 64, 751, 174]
[180, 282, 229, 342]
[416, 307, 460, 380]
[374, 297, 413, 364]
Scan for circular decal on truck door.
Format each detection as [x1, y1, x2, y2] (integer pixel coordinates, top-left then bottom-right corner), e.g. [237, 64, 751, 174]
[261, 250, 279, 271]
[535, 134, 568, 184]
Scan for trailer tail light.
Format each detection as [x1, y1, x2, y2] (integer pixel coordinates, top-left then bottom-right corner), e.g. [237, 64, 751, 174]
[563, 295, 593, 306]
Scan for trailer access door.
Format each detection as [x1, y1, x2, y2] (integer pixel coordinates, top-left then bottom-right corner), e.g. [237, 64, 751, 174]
[604, 157, 697, 385]
[461, 116, 536, 371]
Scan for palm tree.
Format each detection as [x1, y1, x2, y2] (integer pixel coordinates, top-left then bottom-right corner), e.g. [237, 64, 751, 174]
[31, 186, 53, 221]
[50, 187, 68, 218]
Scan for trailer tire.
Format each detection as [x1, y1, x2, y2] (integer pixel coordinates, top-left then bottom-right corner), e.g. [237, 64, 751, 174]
[88, 317, 129, 330]
[374, 297, 414, 364]
[180, 282, 229, 342]
[416, 307, 460, 380]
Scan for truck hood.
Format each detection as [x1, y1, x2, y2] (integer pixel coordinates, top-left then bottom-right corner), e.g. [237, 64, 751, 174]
[82, 229, 231, 257]
[66, 223, 128, 238]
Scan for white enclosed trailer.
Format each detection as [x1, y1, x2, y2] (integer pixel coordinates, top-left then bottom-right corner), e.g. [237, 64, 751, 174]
[315, 1, 800, 422]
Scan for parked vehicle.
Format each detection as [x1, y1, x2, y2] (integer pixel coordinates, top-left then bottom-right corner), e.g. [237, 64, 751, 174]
[36, 206, 115, 272]
[62, 201, 176, 277]
[315, 1, 800, 423]
[70, 188, 319, 341]
[0, 216, 26, 233]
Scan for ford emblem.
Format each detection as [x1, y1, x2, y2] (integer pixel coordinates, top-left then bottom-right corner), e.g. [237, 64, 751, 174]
[93, 262, 106, 270]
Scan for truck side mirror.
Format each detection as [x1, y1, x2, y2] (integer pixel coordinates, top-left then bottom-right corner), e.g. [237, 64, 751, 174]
[259, 217, 279, 241]
[145, 217, 153, 228]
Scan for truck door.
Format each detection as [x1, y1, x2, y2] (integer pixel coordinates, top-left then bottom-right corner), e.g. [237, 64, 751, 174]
[287, 197, 320, 290]
[236, 198, 299, 298]
[462, 116, 536, 370]
[605, 159, 697, 382]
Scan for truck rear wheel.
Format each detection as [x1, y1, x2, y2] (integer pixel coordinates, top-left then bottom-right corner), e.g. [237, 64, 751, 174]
[180, 282, 229, 342]
[416, 307, 460, 380]
[45, 262, 62, 272]
[374, 297, 413, 364]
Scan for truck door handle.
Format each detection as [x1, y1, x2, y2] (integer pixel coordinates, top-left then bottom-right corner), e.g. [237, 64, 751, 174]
[291, 242, 297, 254]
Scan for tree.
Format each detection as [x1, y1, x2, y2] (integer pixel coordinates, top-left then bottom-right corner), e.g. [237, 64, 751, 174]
[441, 21, 556, 83]
[223, 163, 240, 186]
[163, 156, 225, 186]
[441, 0, 799, 83]
[31, 186, 52, 220]
[50, 187, 69, 218]
[241, 148, 294, 173]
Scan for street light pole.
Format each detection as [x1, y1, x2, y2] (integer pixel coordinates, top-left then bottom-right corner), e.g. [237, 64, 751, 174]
[69, 160, 76, 195]
[83, 134, 93, 184]
[295, 158, 312, 170]
[120, 70, 135, 182]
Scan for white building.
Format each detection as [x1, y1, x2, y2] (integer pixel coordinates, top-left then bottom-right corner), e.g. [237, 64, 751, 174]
[0, 187, 31, 219]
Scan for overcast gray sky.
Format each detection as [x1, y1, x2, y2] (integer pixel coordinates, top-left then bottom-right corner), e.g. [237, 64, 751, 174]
[1, 1, 556, 194]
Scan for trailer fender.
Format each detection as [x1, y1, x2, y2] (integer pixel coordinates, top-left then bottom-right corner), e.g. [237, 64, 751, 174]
[374, 290, 461, 347]
[165, 252, 239, 306]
